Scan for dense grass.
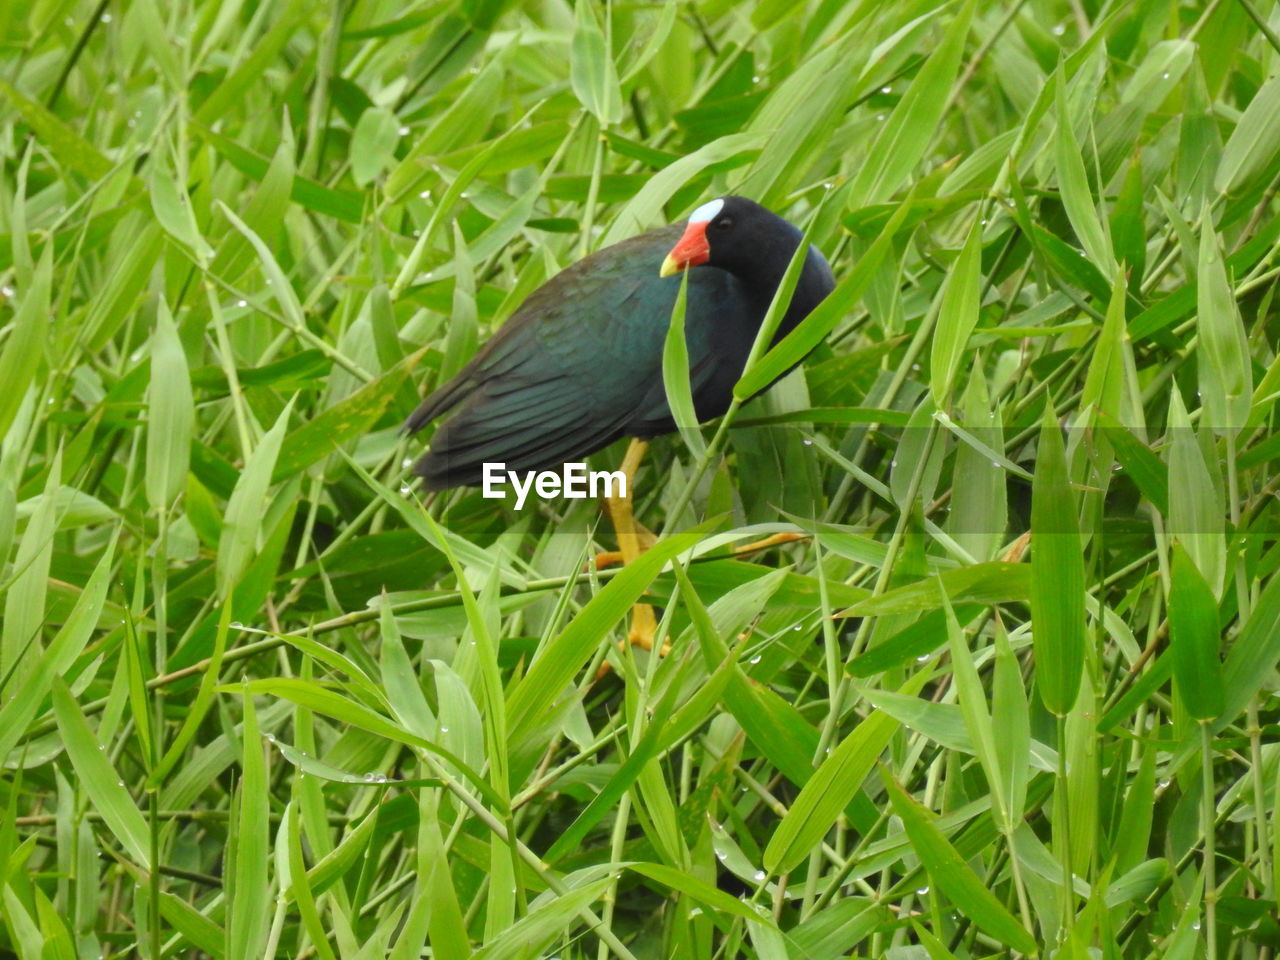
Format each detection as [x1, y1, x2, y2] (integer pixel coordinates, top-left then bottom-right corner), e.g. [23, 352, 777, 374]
[3, 0, 1280, 956]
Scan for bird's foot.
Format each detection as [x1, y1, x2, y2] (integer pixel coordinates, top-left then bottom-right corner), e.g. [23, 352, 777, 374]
[587, 526, 658, 571]
[627, 602, 661, 651]
[587, 549, 624, 571]
[593, 603, 667, 680]
[730, 532, 808, 556]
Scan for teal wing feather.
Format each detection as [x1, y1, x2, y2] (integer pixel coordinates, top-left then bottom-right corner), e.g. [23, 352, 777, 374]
[409, 225, 746, 488]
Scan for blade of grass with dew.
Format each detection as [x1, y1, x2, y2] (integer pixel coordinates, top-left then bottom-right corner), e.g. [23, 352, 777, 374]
[882, 769, 1039, 954]
[50, 679, 150, 866]
[845, 0, 974, 209]
[764, 669, 929, 874]
[230, 677, 503, 809]
[1053, 69, 1114, 272]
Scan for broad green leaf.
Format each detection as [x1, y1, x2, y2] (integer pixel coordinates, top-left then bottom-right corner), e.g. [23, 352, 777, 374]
[991, 620, 1030, 829]
[883, 771, 1039, 954]
[628, 862, 768, 921]
[505, 521, 718, 741]
[351, 107, 402, 186]
[675, 562, 825, 791]
[2, 448, 59, 687]
[385, 45, 512, 199]
[0, 79, 112, 180]
[233, 677, 500, 807]
[929, 220, 983, 408]
[841, 562, 1031, 616]
[733, 29, 864, 208]
[543, 636, 736, 863]
[217, 203, 309, 333]
[764, 671, 928, 873]
[421, 795, 472, 960]
[1054, 71, 1113, 271]
[943, 595, 1006, 827]
[619, 0, 677, 83]
[889, 395, 944, 510]
[272, 349, 424, 481]
[0, 246, 49, 443]
[846, 0, 973, 208]
[1120, 39, 1193, 110]
[191, 0, 309, 126]
[1166, 389, 1224, 592]
[228, 688, 269, 957]
[82, 220, 166, 351]
[947, 366, 1006, 561]
[1030, 403, 1085, 715]
[1216, 74, 1280, 195]
[379, 602, 436, 740]
[285, 802, 335, 960]
[471, 879, 611, 960]
[0, 535, 116, 764]
[145, 299, 194, 511]
[1218, 570, 1280, 727]
[197, 124, 361, 223]
[570, 0, 623, 125]
[51, 680, 150, 865]
[210, 124, 297, 283]
[150, 600, 233, 786]
[216, 399, 293, 596]
[1196, 201, 1252, 436]
[662, 270, 707, 459]
[602, 133, 767, 246]
[1168, 542, 1224, 721]
[150, 162, 214, 264]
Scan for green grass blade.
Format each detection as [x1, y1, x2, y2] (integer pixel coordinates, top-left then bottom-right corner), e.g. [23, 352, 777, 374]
[144, 298, 194, 512]
[227, 686, 270, 957]
[1168, 544, 1225, 727]
[1030, 403, 1086, 716]
[883, 770, 1039, 954]
[50, 679, 149, 865]
[764, 670, 928, 873]
[928, 220, 983, 409]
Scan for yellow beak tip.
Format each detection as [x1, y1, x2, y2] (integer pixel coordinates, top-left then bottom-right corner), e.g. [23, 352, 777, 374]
[659, 255, 681, 278]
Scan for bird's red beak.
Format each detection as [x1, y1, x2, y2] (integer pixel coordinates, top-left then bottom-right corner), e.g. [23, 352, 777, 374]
[660, 221, 710, 277]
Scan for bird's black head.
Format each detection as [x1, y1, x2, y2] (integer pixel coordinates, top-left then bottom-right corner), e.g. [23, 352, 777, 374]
[659, 195, 802, 280]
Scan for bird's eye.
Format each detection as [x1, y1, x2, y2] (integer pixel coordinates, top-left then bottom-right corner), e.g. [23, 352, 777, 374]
[716, 217, 734, 231]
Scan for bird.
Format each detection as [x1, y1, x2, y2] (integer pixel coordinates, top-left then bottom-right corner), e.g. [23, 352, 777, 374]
[406, 195, 835, 485]
[404, 194, 836, 647]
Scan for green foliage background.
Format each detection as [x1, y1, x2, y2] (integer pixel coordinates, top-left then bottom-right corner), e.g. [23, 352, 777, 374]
[1, 0, 1279, 956]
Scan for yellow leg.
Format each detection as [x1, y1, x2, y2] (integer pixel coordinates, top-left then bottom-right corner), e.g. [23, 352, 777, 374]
[603, 439, 660, 651]
[730, 531, 808, 557]
[593, 530, 798, 570]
